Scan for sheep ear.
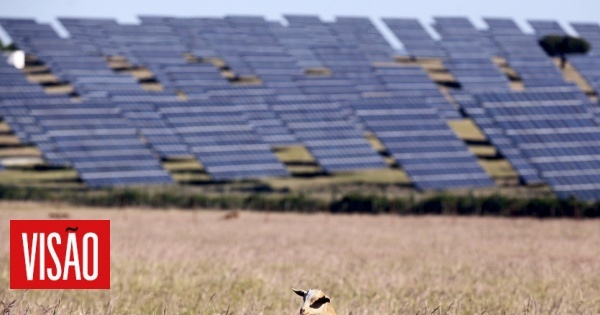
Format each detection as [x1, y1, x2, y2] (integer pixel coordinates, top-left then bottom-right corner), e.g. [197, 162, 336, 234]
[292, 288, 307, 297]
[322, 295, 331, 303]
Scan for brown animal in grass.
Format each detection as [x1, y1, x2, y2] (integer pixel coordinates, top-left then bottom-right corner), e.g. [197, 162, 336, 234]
[221, 210, 240, 220]
[292, 288, 337, 315]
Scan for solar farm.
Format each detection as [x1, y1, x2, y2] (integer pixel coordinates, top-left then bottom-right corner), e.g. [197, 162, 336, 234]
[1, 15, 600, 201]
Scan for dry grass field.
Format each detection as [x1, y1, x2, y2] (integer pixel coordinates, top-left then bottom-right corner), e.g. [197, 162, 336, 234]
[0, 201, 599, 314]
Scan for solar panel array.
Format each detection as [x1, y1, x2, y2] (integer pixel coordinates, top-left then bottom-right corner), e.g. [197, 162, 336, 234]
[1, 15, 600, 198]
[350, 96, 494, 190]
[484, 18, 575, 89]
[434, 17, 502, 57]
[528, 20, 568, 37]
[383, 18, 446, 58]
[0, 95, 175, 187]
[428, 17, 511, 92]
[158, 99, 289, 180]
[475, 91, 600, 200]
[373, 66, 462, 119]
[30, 101, 174, 187]
[452, 92, 544, 184]
[1, 18, 294, 182]
[0, 57, 71, 165]
[571, 22, 600, 53]
[569, 55, 600, 94]
[269, 97, 388, 173]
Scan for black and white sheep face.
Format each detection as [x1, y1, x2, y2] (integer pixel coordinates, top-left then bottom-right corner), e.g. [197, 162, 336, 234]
[293, 288, 331, 315]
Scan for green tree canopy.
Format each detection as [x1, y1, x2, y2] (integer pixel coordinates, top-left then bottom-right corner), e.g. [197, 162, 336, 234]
[539, 35, 591, 57]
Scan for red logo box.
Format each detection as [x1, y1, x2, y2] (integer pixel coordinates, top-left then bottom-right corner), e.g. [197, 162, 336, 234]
[10, 220, 110, 289]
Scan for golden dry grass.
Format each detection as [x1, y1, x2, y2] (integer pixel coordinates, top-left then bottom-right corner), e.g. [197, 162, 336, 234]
[275, 146, 317, 164]
[0, 169, 81, 187]
[44, 85, 74, 95]
[128, 68, 156, 81]
[141, 83, 165, 91]
[557, 58, 595, 94]
[0, 146, 41, 158]
[232, 76, 263, 86]
[0, 201, 598, 314]
[26, 73, 59, 84]
[305, 68, 332, 77]
[479, 159, 520, 179]
[509, 81, 526, 92]
[428, 71, 457, 83]
[447, 119, 487, 142]
[468, 145, 497, 157]
[263, 168, 411, 190]
[0, 123, 11, 133]
[0, 135, 21, 145]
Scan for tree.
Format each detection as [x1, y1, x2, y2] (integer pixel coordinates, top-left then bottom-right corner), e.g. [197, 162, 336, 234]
[539, 35, 591, 68]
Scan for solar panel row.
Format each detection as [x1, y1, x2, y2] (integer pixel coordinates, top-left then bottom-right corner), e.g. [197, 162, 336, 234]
[268, 98, 388, 172]
[350, 96, 494, 190]
[4, 96, 174, 187]
[157, 99, 289, 180]
[1, 15, 598, 196]
[452, 92, 544, 184]
[571, 22, 600, 54]
[475, 91, 600, 200]
[569, 55, 600, 97]
[383, 18, 447, 58]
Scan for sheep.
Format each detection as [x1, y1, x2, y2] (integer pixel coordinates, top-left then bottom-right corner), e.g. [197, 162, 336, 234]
[292, 288, 337, 315]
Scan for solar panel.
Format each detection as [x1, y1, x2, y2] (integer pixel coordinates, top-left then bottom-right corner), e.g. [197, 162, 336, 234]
[17, 99, 173, 186]
[483, 18, 524, 35]
[350, 96, 494, 190]
[329, 17, 394, 62]
[3, 15, 599, 195]
[481, 20, 575, 91]
[158, 99, 289, 180]
[433, 17, 502, 57]
[569, 55, 600, 94]
[452, 92, 544, 184]
[117, 103, 191, 158]
[383, 18, 447, 58]
[475, 91, 600, 200]
[373, 66, 462, 119]
[0, 61, 71, 165]
[444, 58, 511, 91]
[284, 15, 324, 26]
[268, 98, 387, 173]
[528, 20, 568, 37]
[571, 22, 600, 53]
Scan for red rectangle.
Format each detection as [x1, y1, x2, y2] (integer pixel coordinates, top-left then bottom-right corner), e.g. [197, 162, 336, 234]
[10, 220, 110, 289]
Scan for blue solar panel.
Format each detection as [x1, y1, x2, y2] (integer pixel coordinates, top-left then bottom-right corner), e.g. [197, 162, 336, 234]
[434, 17, 503, 57]
[268, 98, 387, 173]
[528, 20, 568, 37]
[373, 66, 462, 119]
[350, 96, 494, 190]
[158, 99, 289, 180]
[475, 91, 600, 200]
[383, 18, 447, 58]
[444, 58, 511, 91]
[452, 92, 544, 184]
[483, 18, 524, 35]
[2, 15, 599, 195]
[571, 22, 600, 53]
[32, 103, 173, 186]
[569, 55, 600, 95]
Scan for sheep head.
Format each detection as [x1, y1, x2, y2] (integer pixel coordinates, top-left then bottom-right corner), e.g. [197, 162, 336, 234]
[292, 288, 335, 315]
